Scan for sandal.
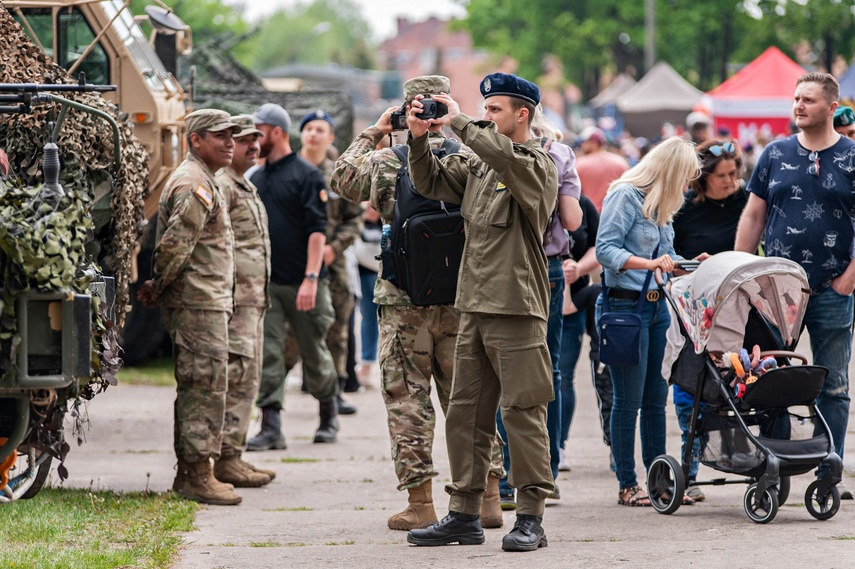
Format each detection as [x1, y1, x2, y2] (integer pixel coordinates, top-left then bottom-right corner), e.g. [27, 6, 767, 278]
[659, 490, 696, 506]
[618, 485, 651, 507]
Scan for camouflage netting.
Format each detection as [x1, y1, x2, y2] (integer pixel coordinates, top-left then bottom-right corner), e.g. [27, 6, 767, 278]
[181, 39, 354, 153]
[0, 4, 149, 334]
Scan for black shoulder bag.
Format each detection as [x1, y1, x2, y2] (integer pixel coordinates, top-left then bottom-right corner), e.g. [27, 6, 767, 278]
[597, 246, 658, 367]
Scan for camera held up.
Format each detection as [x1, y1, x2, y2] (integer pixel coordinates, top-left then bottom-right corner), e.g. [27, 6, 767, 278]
[390, 97, 449, 131]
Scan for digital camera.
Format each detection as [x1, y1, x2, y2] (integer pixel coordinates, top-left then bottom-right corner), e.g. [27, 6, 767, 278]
[390, 98, 449, 130]
[390, 105, 409, 130]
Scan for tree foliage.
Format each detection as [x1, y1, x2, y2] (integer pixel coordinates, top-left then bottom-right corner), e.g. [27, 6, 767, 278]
[461, 0, 855, 99]
[244, 0, 375, 72]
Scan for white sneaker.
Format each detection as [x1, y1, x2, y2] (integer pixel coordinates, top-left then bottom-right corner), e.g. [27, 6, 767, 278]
[839, 480, 854, 500]
[558, 448, 571, 472]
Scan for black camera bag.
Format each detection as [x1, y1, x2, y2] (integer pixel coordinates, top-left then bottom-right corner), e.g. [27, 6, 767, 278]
[388, 139, 462, 306]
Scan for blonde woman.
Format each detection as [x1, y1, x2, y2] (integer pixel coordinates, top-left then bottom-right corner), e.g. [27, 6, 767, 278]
[595, 136, 701, 507]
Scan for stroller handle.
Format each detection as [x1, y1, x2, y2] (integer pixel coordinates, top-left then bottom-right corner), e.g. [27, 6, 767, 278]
[654, 261, 700, 287]
[759, 351, 808, 365]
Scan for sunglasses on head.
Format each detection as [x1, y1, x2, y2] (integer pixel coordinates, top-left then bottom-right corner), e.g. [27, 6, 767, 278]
[708, 142, 734, 157]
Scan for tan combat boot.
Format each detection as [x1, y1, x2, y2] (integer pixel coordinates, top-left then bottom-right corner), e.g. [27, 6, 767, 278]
[214, 456, 271, 488]
[179, 459, 242, 505]
[174, 458, 235, 492]
[481, 474, 504, 528]
[238, 457, 276, 481]
[387, 479, 439, 531]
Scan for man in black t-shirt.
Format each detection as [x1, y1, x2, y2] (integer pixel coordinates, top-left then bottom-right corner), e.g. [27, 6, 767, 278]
[245, 103, 342, 449]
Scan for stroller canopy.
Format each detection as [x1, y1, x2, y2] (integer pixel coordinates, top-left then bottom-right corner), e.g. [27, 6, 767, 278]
[668, 252, 809, 356]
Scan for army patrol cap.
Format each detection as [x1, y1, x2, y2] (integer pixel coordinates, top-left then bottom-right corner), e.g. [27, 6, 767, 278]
[185, 109, 241, 135]
[403, 75, 451, 102]
[231, 114, 265, 138]
[253, 103, 292, 133]
[479, 72, 540, 106]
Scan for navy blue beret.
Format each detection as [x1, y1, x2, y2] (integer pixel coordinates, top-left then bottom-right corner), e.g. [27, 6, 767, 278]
[299, 109, 335, 131]
[479, 73, 540, 106]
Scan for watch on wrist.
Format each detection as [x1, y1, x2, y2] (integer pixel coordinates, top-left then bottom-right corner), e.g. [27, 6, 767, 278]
[305, 272, 319, 282]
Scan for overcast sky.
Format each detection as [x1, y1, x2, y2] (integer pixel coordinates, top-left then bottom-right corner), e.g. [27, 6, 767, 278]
[223, 0, 467, 41]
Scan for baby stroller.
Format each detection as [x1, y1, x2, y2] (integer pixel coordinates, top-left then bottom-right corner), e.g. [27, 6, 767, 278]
[647, 251, 843, 523]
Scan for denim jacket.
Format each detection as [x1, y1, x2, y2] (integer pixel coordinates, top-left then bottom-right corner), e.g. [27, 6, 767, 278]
[595, 183, 679, 291]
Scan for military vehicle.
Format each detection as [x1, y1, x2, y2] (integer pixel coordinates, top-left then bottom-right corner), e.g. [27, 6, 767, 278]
[6, 0, 358, 366]
[6, 0, 190, 220]
[0, 3, 151, 501]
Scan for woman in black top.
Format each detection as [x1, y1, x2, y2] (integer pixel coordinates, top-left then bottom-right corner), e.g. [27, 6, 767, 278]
[673, 139, 746, 259]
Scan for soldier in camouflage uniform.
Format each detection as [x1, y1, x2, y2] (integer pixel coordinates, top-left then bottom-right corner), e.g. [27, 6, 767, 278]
[331, 76, 505, 532]
[138, 109, 243, 506]
[213, 115, 276, 488]
[297, 110, 363, 415]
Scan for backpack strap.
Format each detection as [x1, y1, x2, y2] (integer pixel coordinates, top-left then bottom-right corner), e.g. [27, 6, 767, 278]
[390, 144, 409, 165]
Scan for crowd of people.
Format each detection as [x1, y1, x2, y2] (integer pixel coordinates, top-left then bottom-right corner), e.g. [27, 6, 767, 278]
[138, 69, 853, 551]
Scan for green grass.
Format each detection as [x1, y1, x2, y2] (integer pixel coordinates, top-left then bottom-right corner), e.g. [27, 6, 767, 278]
[0, 488, 196, 569]
[116, 357, 175, 386]
[280, 457, 319, 463]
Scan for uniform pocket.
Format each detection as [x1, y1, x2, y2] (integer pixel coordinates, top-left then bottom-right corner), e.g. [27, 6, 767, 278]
[488, 186, 513, 228]
[498, 338, 553, 408]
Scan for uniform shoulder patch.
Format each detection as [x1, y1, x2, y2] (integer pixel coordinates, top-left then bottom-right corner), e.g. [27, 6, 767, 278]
[319, 189, 329, 202]
[193, 184, 214, 207]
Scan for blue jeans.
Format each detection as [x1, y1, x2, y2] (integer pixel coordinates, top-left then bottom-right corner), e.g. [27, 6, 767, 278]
[498, 258, 564, 496]
[597, 295, 670, 490]
[675, 400, 707, 481]
[803, 288, 852, 463]
[358, 270, 379, 363]
[559, 310, 586, 447]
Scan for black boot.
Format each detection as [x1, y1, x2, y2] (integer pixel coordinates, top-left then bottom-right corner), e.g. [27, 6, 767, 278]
[336, 376, 357, 415]
[501, 514, 547, 552]
[313, 398, 339, 443]
[407, 512, 485, 546]
[245, 407, 287, 451]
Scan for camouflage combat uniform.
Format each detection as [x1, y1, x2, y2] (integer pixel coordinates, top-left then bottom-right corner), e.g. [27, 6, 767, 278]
[216, 166, 271, 458]
[152, 152, 234, 464]
[331, 127, 504, 490]
[284, 158, 363, 377]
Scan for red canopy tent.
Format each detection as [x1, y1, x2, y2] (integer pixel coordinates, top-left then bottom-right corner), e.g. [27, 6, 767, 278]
[704, 47, 806, 145]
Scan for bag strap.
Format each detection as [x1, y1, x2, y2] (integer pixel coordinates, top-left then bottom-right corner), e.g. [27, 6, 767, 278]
[601, 244, 659, 314]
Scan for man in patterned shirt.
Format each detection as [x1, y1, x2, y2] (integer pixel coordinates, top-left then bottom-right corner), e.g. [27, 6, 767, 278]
[736, 72, 855, 499]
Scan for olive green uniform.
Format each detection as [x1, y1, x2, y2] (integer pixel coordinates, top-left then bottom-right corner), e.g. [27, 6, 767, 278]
[407, 114, 557, 516]
[216, 166, 271, 457]
[331, 126, 504, 490]
[152, 153, 235, 464]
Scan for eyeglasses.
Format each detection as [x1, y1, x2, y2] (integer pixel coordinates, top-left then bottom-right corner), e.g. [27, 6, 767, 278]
[708, 142, 735, 157]
[807, 151, 820, 177]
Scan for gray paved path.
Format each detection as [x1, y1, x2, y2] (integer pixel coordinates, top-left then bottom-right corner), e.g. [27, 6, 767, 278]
[56, 341, 855, 569]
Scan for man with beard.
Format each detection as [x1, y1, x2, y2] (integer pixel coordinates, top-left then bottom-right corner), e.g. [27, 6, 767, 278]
[212, 115, 275, 486]
[247, 103, 342, 447]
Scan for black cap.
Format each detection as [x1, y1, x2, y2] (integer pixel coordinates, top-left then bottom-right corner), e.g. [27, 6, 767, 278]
[479, 73, 540, 106]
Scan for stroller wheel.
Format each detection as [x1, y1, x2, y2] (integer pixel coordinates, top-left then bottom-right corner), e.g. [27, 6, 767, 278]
[805, 480, 840, 521]
[647, 455, 685, 515]
[744, 483, 779, 524]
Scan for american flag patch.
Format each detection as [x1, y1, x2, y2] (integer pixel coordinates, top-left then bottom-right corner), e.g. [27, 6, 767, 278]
[194, 185, 213, 206]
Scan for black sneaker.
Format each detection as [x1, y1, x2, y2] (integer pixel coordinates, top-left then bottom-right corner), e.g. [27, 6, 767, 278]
[407, 512, 485, 546]
[501, 514, 547, 552]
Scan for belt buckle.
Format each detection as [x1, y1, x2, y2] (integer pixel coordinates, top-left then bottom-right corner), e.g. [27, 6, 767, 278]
[646, 290, 660, 302]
